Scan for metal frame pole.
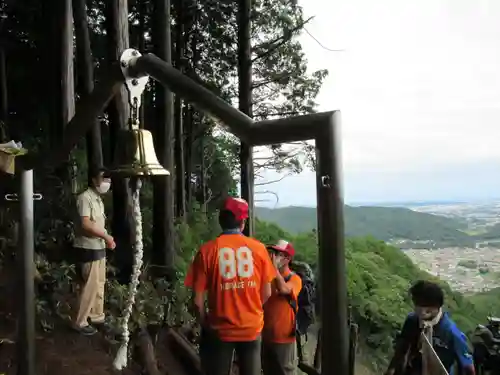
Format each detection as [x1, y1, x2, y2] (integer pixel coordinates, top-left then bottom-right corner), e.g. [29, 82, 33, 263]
[129, 54, 254, 138]
[315, 112, 347, 375]
[18, 168, 35, 375]
[14, 47, 348, 375]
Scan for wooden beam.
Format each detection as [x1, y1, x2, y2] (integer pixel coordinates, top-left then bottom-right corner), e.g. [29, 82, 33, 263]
[19, 64, 124, 171]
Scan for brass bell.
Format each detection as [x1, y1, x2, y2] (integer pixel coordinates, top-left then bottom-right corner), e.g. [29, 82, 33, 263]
[111, 128, 170, 176]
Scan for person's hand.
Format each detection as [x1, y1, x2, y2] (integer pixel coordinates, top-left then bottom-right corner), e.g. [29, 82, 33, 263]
[105, 235, 116, 250]
[271, 253, 281, 269]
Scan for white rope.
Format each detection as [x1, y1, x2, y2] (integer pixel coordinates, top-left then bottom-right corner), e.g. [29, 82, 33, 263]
[113, 179, 144, 370]
[421, 308, 447, 375]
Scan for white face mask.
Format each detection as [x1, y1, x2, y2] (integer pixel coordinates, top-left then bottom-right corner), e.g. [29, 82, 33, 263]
[96, 181, 111, 194]
[415, 306, 439, 321]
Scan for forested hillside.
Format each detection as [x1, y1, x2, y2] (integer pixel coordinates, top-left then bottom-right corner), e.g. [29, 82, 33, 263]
[256, 205, 473, 246]
[253, 220, 491, 367]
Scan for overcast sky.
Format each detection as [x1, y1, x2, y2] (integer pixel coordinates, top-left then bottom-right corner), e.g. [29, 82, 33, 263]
[255, 0, 500, 207]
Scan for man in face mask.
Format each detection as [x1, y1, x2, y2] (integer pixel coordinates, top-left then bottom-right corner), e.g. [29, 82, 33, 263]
[262, 240, 302, 375]
[385, 280, 475, 375]
[72, 166, 115, 335]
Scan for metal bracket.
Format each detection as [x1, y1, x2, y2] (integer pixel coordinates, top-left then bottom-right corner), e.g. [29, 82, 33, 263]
[120, 48, 150, 121]
[4, 193, 43, 202]
[321, 175, 331, 188]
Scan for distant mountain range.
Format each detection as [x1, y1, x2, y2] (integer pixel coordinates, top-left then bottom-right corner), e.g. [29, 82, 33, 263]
[348, 200, 467, 208]
[255, 205, 474, 247]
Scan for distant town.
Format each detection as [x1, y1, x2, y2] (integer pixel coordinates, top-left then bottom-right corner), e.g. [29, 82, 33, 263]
[395, 201, 500, 293]
[405, 247, 500, 293]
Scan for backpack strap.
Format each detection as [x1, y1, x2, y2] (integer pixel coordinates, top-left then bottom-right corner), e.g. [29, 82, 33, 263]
[281, 272, 298, 337]
[284, 271, 295, 283]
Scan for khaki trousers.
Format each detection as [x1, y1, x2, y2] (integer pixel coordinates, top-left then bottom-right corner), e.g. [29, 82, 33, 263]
[74, 258, 106, 327]
[262, 341, 297, 375]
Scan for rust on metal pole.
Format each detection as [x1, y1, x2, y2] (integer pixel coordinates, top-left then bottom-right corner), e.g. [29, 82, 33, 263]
[315, 111, 347, 375]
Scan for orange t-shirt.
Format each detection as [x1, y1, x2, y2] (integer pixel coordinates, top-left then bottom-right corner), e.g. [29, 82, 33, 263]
[184, 233, 276, 342]
[263, 270, 302, 343]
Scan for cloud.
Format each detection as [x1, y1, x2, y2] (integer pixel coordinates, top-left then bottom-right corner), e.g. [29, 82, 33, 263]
[254, 0, 500, 204]
[297, 0, 500, 173]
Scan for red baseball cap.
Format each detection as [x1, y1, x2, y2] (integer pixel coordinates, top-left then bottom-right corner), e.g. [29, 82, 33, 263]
[223, 197, 249, 221]
[268, 239, 295, 258]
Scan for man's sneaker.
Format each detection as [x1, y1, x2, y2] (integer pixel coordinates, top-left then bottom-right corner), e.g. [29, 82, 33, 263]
[89, 318, 112, 333]
[75, 325, 97, 336]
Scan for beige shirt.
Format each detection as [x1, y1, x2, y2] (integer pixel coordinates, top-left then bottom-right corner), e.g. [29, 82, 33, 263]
[73, 188, 107, 250]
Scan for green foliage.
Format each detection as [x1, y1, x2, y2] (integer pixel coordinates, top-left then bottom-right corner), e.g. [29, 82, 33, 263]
[458, 259, 478, 269]
[4, 204, 496, 372]
[474, 223, 500, 242]
[253, 223, 492, 369]
[256, 205, 475, 247]
[30, 209, 219, 336]
[469, 288, 500, 318]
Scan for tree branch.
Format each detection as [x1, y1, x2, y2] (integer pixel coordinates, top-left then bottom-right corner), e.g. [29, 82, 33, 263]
[252, 16, 314, 63]
[255, 173, 291, 186]
[255, 190, 279, 207]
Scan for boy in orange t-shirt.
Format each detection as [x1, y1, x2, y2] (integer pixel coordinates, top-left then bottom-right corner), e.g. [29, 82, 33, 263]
[263, 240, 302, 375]
[184, 197, 276, 375]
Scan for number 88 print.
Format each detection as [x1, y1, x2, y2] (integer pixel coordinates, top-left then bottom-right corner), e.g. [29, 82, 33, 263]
[218, 247, 254, 279]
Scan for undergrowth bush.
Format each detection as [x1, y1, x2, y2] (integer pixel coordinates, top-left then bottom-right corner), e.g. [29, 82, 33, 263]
[29, 205, 221, 338]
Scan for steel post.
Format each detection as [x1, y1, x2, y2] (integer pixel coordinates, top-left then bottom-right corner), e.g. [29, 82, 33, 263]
[17, 168, 35, 375]
[129, 54, 254, 139]
[315, 111, 347, 375]
[247, 111, 336, 146]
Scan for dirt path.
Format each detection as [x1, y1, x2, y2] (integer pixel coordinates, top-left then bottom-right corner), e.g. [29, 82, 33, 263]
[0, 262, 140, 375]
[301, 326, 374, 375]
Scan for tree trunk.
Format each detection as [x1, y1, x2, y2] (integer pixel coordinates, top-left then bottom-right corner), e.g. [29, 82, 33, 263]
[0, 47, 8, 141]
[166, 328, 202, 373]
[185, 16, 200, 214]
[104, 0, 135, 283]
[59, 0, 76, 137]
[237, 0, 254, 235]
[152, 0, 175, 277]
[51, 0, 75, 184]
[174, 0, 186, 219]
[199, 133, 206, 213]
[73, 0, 103, 183]
[184, 104, 193, 209]
[136, 328, 162, 375]
[137, 0, 147, 126]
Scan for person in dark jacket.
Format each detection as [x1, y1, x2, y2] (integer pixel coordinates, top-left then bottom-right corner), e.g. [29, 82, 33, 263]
[385, 280, 475, 375]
